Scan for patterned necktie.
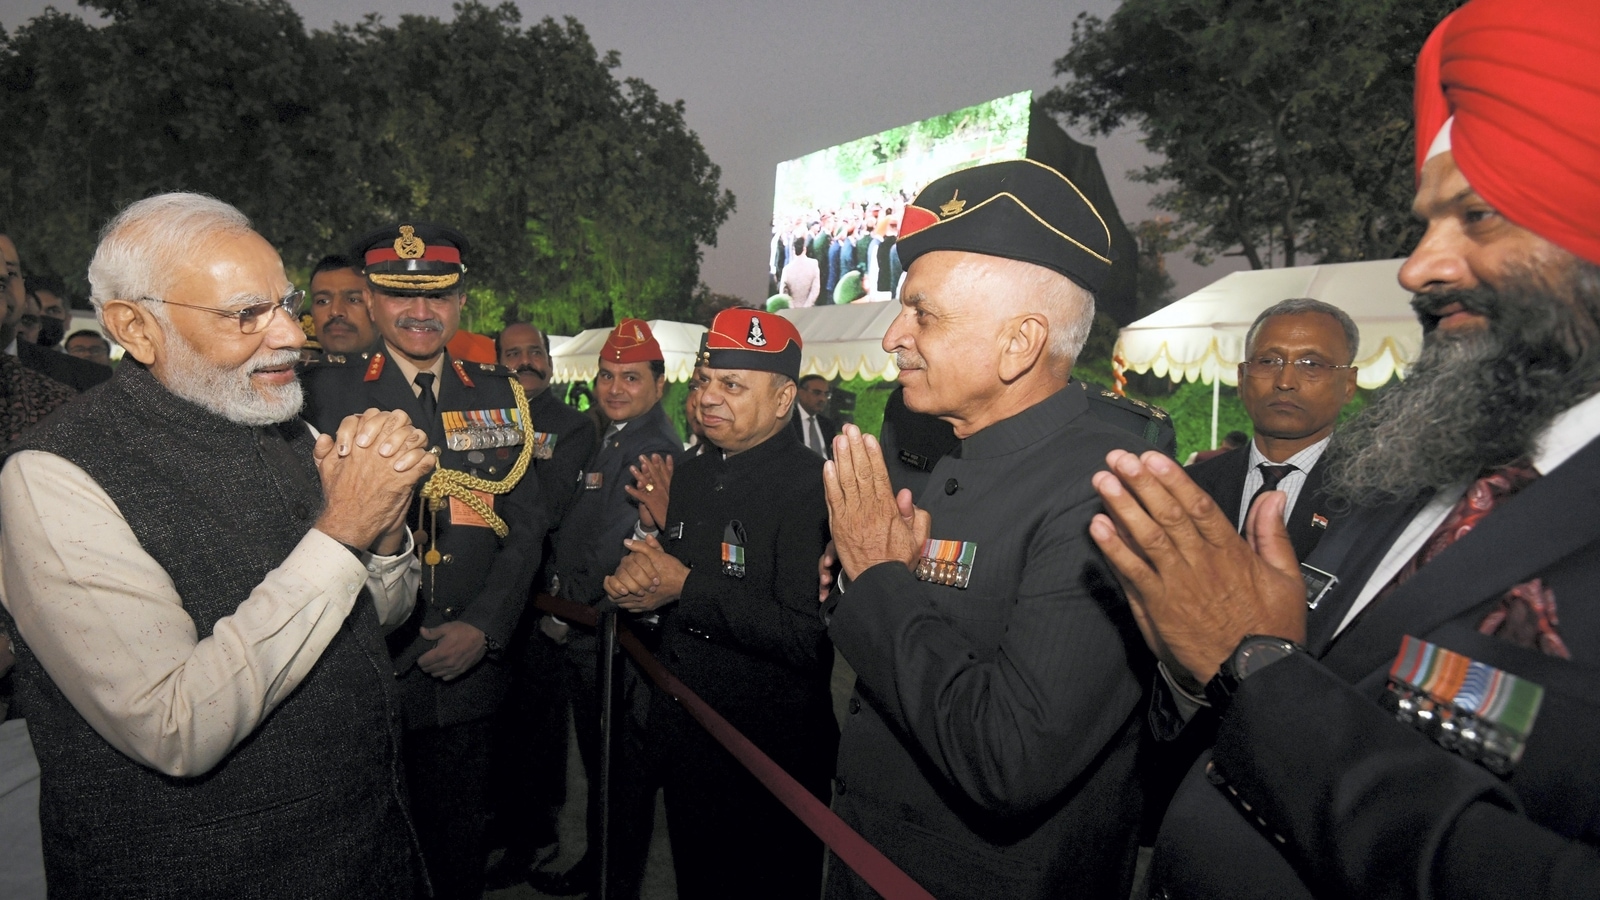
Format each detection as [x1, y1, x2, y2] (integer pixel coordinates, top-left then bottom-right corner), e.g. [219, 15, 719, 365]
[1243, 463, 1297, 531]
[413, 372, 437, 424]
[1376, 462, 1568, 658]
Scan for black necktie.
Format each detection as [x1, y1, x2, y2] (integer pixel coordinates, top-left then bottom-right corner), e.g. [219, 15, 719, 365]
[414, 372, 437, 424]
[1243, 463, 1297, 530]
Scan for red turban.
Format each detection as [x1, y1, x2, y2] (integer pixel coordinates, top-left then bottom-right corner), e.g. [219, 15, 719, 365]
[1415, 0, 1600, 265]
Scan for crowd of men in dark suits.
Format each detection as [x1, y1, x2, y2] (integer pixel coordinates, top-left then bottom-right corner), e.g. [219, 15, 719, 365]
[2, 1, 1599, 898]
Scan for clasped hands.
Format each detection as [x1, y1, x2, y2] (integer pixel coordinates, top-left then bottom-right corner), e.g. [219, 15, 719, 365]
[606, 453, 688, 612]
[1088, 449, 1306, 689]
[313, 407, 436, 556]
[821, 425, 930, 596]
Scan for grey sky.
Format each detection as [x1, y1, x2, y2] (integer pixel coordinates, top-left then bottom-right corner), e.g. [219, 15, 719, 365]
[0, 0, 1247, 304]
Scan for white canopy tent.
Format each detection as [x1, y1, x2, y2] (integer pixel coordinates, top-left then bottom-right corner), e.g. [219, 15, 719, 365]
[778, 302, 901, 381]
[549, 319, 707, 383]
[1114, 259, 1423, 447]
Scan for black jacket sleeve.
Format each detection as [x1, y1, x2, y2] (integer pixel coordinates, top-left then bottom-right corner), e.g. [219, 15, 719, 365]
[1212, 652, 1600, 899]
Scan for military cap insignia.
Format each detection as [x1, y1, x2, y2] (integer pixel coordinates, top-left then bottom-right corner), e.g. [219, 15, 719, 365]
[746, 316, 768, 347]
[939, 190, 966, 218]
[394, 225, 426, 260]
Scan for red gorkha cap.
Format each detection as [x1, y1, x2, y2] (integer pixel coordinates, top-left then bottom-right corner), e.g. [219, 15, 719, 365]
[697, 309, 803, 381]
[1414, 0, 1600, 265]
[602, 318, 664, 364]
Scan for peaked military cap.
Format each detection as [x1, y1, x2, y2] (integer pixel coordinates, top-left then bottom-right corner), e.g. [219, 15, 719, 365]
[697, 309, 803, 381]
[897, 158, 1117, 296]
[351, 222, 470, 295]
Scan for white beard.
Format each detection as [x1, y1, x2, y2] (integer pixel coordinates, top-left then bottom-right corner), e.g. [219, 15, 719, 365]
[159, 330, 304, 426]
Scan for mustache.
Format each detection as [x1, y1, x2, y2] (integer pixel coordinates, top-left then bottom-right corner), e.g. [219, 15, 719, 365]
[249, 349, 303, 373]
[320, 319, 357, 333]
[395, 316, 443, 332]
[1411, 286, 1498, 331]
[515, 364, 548, 379]
[893, 350, 924, 369]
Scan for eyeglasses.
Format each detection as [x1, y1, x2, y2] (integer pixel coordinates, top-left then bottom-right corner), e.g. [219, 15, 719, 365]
[142, 289, 304, 334]
[1242, 356, 1354, 383]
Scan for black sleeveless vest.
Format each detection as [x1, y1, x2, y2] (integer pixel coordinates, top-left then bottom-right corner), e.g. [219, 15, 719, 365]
[3, 363, 415, 899]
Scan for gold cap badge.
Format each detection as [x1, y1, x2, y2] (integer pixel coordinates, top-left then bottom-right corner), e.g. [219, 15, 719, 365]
[394, 225, 426, 260]
[939, 190, 966, 218]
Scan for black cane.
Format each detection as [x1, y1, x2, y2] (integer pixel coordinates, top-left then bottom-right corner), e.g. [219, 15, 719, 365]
[596, 605, 618, 900]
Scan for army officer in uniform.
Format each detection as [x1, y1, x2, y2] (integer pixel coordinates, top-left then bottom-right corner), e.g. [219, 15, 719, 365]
[302, 222, 547, 900]
[822, 160, 1153, 900]
[605, 309, 835, 900]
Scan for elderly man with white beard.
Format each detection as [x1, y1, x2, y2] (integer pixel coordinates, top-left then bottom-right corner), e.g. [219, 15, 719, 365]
[0, 193, 437, 899]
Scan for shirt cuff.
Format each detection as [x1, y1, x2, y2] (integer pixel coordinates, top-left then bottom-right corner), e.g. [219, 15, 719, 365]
[1159, 660, 1211, 722]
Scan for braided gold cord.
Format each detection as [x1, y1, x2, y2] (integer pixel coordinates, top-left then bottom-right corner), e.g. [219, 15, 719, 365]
[419, 377, 534, 538]
[369, 272, 463, 292]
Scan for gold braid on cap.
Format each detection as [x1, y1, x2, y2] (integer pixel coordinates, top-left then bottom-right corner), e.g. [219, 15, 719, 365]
[369, 272, 463, 292]
[419, 377, 534, 538]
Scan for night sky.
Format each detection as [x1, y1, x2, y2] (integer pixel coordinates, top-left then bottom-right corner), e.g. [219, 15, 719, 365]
[0, 0, 1248, 305]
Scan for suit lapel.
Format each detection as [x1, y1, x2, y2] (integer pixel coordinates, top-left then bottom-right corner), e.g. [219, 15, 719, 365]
[1215, 449, 1250, 528]
[1321, 436, 1600, 681]
[1302, 496, 1431, 655]
[1285, 458, 1332, 561]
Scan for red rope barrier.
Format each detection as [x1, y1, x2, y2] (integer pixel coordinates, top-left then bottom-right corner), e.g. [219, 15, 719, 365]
[533, 593, 936, 900]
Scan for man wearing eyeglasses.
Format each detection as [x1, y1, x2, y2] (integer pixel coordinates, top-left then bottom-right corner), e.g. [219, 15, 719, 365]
[790, 374, 839, 458]
[302, 222, 548, 900]
[0, 193, 437, 898]
[1187, 298, 1359, 562]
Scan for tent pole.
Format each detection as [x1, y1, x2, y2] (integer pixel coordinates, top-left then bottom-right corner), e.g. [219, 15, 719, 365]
[1211, 378, 1220, 449]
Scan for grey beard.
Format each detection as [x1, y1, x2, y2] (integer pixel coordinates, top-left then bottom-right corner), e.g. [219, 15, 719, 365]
[159, 329, 304, 426]
[1323, 262, 1600, 509]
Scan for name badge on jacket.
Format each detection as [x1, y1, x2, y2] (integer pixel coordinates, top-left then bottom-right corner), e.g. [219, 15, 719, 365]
[583, 471, 604, 491]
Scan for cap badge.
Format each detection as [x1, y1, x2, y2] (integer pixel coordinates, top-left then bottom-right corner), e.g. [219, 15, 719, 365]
[939, 190, 966, 218]
[394, 225, 426, 260]
[632, 324, 644, 341]
[747, 316, 768, 347]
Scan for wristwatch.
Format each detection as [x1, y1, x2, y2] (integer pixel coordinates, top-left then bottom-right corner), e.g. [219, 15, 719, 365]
[1203, 635, 1304, 711]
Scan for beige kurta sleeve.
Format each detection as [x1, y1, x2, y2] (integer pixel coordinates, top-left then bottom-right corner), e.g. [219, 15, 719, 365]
[0, 450, 419, 777]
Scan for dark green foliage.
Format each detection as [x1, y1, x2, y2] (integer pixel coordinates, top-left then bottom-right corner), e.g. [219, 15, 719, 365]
[1043, 0, 1464, 271]
[0, 0, 733, 331]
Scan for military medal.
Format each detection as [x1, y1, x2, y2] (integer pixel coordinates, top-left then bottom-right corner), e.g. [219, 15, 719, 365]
[721, 520, 747, 578]
[530, 430, 558, 460]
[443, 407, 526, 451]
[916, 538, 976, 588]
[1382, 635, 1545, 775]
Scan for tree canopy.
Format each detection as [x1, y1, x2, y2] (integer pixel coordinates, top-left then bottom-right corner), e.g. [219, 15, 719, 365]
[0, 0, 734, 334]
[1043, 0, 1463, 270]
